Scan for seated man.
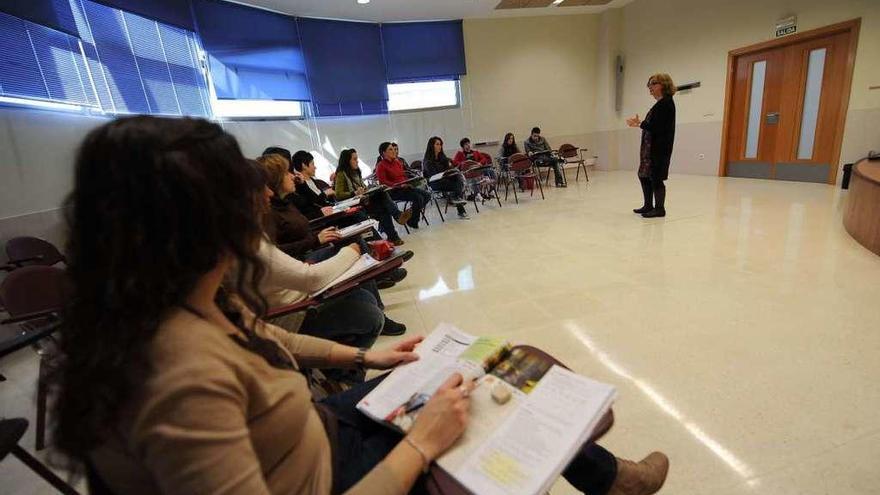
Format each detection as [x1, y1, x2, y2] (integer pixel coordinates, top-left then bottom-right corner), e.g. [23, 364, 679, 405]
[524, 126, 567, 187]
[376, 142, 432, 230]
[453, 137, 497, 199]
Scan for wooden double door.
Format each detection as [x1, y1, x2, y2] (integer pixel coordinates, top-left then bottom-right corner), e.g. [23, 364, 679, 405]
[721, 20, 859, 184]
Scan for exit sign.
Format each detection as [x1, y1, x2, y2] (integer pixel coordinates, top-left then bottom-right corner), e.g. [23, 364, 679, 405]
[775, 16, 797, 37]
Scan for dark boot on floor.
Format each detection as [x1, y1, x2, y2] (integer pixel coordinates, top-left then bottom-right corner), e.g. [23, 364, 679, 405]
[607, 452, 669, 495]
[633, 205, 652, 214]
[641, 208, 666, 218]
[381, 317, 407, 336]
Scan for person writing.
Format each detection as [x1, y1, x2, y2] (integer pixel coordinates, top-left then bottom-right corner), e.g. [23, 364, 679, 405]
[627, 73, 676, 218]
[376, 142, 432, 230]
[422, 136, 470, 220]
[334, 148, 411, 245]
[524, 127, 567, 187]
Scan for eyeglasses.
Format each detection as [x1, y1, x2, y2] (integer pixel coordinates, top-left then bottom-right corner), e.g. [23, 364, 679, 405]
[647, 81, 660, 87]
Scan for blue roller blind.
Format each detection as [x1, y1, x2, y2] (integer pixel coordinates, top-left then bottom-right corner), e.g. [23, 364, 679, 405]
[298, 18, 388, 117]
[91, 0, 195, 31]
[70, 0, 210, 116]
[0, 10, 94, 105]
[193, 0, 309, 101]
[381, 20, 466, 83]
[0, 0, 80, 38]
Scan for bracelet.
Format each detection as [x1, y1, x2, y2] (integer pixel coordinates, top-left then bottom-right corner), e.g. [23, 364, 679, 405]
[354, 347, 368, 369]
[403, 437, 431, 474]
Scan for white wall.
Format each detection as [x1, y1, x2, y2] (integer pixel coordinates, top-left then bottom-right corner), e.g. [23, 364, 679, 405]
[590, 0, 880, 180]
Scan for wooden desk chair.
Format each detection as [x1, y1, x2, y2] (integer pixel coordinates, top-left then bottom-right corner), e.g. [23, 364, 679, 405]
[504, 153, 545, 203]
[558, 144, 590, 183]
[5, 237, 66, 268]
[409, 160, 446, 223]
[0, 265, 70, 451]
[0, 418, 79, 494]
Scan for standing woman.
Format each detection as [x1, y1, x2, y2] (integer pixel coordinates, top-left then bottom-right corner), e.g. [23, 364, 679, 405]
[628, 73, 676, 218]
[334, 148, 411, 245]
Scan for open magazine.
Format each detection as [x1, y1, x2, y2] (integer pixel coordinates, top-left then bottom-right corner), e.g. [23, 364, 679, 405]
[357, 324, 617, 495]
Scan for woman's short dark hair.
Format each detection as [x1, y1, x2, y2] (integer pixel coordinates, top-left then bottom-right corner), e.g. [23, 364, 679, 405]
[531, 127, 541, 135]
[378, 141, 392, 156]
[459, 138, 470, 148]
[263, 146, 291, 163]
[51, 116, 268, 471]
[291, 150, 314, 172]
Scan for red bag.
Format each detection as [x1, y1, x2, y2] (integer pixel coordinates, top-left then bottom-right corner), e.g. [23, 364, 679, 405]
[367, 240, 394, 260]
[519, 176, 535, 190]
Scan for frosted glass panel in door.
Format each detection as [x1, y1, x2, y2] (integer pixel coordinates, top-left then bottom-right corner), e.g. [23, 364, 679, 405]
[744, 61, 766, 159]
[797, 48, 826, 160]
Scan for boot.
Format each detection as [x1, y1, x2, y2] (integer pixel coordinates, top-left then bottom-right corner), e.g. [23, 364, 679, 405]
[633, 205, 652, 214]
[641, 208, 666, 218]
[607, 452, 669, 495]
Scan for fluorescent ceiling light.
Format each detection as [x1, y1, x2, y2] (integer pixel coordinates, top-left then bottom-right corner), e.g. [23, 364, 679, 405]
[357, 0, 370, 4]
[552, 0, 564, 4]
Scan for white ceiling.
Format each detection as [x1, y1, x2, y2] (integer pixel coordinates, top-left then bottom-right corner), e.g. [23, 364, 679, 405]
[230, 0, 636, 22]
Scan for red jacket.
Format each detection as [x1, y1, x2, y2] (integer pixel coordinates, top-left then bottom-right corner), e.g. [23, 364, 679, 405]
[376, 157, 408, 187]
[453, 149, 492, 167]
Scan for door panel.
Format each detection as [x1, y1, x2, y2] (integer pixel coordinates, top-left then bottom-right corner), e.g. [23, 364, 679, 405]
[723, 25, 856, 184]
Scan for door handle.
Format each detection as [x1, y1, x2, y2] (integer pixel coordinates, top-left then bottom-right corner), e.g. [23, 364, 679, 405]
[765, 112, 780, 124]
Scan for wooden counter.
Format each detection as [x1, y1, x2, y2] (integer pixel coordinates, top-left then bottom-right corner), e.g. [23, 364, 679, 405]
[843, 158, 880, 257]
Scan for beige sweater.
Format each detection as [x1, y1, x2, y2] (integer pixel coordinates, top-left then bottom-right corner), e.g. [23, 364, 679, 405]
[257, 238, 360, 330]
[90, 309, 404, 495]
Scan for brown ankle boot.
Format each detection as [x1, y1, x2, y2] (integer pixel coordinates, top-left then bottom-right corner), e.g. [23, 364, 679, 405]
[607, 452, 669, 495]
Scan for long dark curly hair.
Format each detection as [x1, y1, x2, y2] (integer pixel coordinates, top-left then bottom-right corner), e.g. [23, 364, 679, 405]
[51, 116, 268, 469]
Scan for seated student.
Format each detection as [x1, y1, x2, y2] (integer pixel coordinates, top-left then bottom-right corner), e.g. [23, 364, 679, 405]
[54, 115, 671, 495]
[453, 137, 497, 200]
[335, 148, 411, 246]
[423, 136, 470, 220]
[257, 156, 408, 291]
[524, 126, 567, 187]
[498, 132, 521, 168]
[292, 150, 336, 205]
[376, 142, 432, 230]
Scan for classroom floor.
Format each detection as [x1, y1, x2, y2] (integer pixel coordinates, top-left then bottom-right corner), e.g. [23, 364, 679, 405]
[2, 170, 879, 494]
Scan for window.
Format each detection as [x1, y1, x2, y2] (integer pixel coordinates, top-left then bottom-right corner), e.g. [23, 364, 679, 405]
[211, 98, 303, 119]
[387, 80, 459, 112]
[0, 10, 95, 107]
[0, 1, 211, 117]
[71, 0, 210, 116]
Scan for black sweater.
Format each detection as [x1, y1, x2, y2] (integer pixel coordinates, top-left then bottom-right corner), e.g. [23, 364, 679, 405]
[640, 96, 676, 171]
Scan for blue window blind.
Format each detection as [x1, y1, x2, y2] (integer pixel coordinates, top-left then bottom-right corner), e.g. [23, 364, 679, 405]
[298, 18, 388, 117]
[0, 0, 80, 38]
[90, 0, 195, 31]
[0, 10, 94, 106]
[381, 21, 466, 83]
[193, 0, 309, 101]
[70, 0, 210, 116]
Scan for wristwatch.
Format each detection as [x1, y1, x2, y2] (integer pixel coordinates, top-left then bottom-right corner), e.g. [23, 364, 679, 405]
[354, 347, 368, 368]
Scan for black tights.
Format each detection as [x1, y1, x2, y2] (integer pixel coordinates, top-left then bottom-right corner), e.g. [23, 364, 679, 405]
[639, 177, 666, 210]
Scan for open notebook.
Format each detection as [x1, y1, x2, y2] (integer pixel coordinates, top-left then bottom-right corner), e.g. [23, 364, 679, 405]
[357, 324, 617, 495]
[336, 219, 378, 239]
[310, 254, 381, 298]
[331, 196, 362, 212]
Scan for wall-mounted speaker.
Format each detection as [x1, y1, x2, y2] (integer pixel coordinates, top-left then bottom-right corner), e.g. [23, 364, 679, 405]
[676, 81, 701, 92]
[615, 55, 624, 112]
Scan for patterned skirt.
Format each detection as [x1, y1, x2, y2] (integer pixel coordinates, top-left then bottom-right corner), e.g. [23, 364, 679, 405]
[638, 130, 652, 179]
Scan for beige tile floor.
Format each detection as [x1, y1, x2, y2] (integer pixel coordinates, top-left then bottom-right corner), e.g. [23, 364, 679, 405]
[2, 170, 880, 494]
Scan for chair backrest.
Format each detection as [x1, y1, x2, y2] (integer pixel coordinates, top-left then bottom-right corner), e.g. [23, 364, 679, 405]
[0, 265, 70, 317]
[508, 153, 532, 172]
[558, 143, 579, 159]
[5, 237, 65, 267]
[410, 160, 423, 173]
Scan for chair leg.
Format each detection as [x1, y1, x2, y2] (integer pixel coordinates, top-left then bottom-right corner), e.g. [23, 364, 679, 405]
[536, 171, 545, 200]
[434, 197, 445, 222]
[36, 357, 48, 451]
[12, 445, 81, 495]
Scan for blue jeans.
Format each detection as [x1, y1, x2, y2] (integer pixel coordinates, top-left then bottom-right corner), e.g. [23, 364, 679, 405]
[321, 375, 619, 494]
[299, 288, 384, 383]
